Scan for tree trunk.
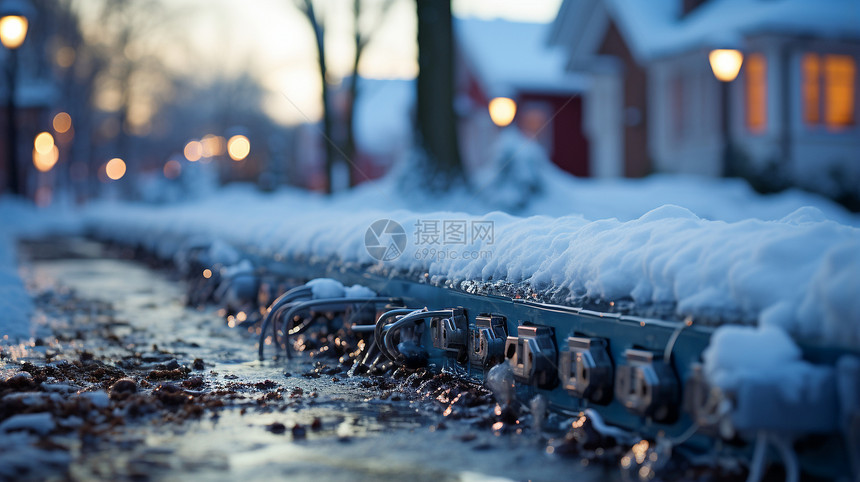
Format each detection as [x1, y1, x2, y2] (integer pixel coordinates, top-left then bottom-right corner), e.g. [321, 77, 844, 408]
[344, 0, 361, 188]
[304, 0, 336, 194]
[415, 0, 463, 186]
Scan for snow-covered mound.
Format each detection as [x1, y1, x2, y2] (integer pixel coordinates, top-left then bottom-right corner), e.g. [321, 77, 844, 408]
[84, 185, 860, 348]
[0, 197, 82, 341]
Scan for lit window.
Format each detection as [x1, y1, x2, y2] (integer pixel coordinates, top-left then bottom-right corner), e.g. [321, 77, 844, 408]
[824, 55, 855, 128]
[802, 53, 856, 130]
[745, 53, 767, 133]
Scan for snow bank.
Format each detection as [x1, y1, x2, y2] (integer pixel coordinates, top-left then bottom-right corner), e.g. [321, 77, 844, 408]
[0, 197, 82, 341]
[84, 185, 860, 348]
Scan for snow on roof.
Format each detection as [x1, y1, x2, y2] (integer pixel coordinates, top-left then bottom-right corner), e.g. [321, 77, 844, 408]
[455, 17, 588, 98]
[353, 78, 414, 158]
[606, 0, 860, 61]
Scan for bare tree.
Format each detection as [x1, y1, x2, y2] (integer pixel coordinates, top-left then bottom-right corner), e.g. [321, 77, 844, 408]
[296, 0, 336, 193]
[344, 0, 395, 187]
[295, 0, 395, 192]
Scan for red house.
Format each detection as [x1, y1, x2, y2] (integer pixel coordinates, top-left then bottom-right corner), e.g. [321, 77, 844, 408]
[454, 18, 590, 177]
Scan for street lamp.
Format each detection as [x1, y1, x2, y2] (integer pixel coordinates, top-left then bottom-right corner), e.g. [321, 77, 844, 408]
[0, 0, 34, 195]
[488, 97, 517, 127]
[709, 49, 744, 177]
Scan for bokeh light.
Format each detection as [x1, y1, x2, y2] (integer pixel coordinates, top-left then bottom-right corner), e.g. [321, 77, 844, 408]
[55, 46, 75, 68]
[489, 97, 517, 127]
[53, 112, 72, 133]
[709, 49, 744, 82]
[184, 140, 203, 162]
[0, 16, 28, 49]
[163, 159, 182, 179]
[34, 132, 55, 155]
[33, 146, 59, 172]
[227, 135, 250, 161]
[201, 134, 226, 158]
[105, 158, 127, 180]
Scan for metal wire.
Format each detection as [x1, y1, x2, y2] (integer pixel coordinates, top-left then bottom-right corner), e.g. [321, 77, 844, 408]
[381, 309, 452, 366]
[374, 308, 420, 361]
[257, 285, 313, 359]
[276, 297, 402, 359]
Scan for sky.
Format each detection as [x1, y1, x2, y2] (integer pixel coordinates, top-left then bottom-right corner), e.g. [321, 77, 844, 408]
[109, 0, 563, 127]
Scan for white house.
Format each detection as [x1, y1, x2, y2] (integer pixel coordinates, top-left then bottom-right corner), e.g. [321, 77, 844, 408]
[550, 0, 860, 197]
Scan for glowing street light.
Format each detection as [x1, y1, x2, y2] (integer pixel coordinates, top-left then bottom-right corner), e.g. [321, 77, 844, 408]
[709, 49, 744, 82]
[227, 135, 250, 161]
[1, 0, 34, 195]
[709, 49, 744, 177]
[0, 14, 26, 48]
[488, 97, 517, 127]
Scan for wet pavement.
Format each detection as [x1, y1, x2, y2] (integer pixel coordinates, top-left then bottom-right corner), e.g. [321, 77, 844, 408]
[0, 239, 616, 481]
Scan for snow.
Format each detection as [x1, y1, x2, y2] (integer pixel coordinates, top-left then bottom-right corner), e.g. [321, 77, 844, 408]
[455, 18, 587, 98]
[305, 278, 377, 300]
[703, 325, 841, 433]
[79, 390, 110, 409]
[0, 196, 81, 342]
[306, 278, 346, 300]
[605, 0, 860, 61]
[81, 174, 860, 350]
[0, 412, 55, 435]
[703, 325, 802, 393]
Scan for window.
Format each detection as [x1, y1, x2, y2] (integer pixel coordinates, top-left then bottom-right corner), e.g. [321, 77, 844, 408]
[802, 53, 856, 130]
[745, 53, 767, 133]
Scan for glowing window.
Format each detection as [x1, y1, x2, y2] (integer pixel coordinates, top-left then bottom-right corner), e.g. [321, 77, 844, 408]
[745, 53, 767, 133]
[824, 54, 855, 128]
[803, 53, 856, 130]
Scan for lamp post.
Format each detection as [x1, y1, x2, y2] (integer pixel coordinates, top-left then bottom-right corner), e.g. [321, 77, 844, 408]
[0, 0, 32, 195]
[709, 49, 744, 177]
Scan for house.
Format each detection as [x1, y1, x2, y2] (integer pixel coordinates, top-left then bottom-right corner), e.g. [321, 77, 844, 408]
[549, 0, 860, 196]
[455, 18, 591, 177]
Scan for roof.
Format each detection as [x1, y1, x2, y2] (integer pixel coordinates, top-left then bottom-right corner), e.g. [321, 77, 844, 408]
[555, 0, 860, 64]
[455, 18, 588, 98]
[353, 78, 414, 158]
